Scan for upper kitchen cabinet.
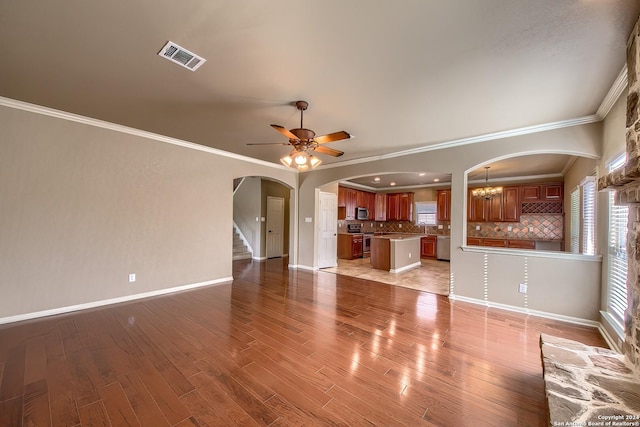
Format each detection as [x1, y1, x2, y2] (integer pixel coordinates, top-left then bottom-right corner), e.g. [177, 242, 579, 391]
[387, 192, 414, 221]
[437, 190, 451, 222]
[520, 183, 563, 202]
[338, 186, 358, 220]
[375, 193, 387, 221]
[502, 187, 520, 222]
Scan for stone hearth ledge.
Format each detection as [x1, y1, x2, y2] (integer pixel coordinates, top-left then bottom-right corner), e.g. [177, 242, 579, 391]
[540, 334, 640, 426]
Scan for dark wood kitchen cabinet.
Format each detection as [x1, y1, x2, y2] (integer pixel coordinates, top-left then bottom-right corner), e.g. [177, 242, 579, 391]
[338, 234, 363, 260]
[468, 190, 487, 222]
[375, 193, 387, 221]
[437, 189, 451, 222]
[520, 183, 563, 202]
[502, 187, 520, 222]
[387, 192, 414, 221]
[421, 236, 437, 258]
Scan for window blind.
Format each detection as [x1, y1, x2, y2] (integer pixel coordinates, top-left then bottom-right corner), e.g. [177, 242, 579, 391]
[607, 155, 628, 324]
[570, 187, 579, 254]
[416, 201, 436, 225]
[581, 177, 596, 255]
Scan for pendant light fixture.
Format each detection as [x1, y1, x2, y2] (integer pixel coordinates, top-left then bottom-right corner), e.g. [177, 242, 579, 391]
[472, 167, 502, 199]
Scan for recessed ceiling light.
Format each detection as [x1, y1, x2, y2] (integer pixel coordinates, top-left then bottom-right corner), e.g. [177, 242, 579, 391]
[390, 182, 396, 186]
[419, 173, 426, 176]
[434, 178, 440, 182]
[374, 177, 381, 182]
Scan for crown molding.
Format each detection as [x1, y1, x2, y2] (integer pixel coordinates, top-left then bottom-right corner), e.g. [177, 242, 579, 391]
[0, 96, 290, 171]
[596, 66, 628, 119]
[318, 115, 601, 171]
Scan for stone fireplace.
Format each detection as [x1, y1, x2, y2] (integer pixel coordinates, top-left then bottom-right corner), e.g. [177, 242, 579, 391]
[598, 17, 640, 370]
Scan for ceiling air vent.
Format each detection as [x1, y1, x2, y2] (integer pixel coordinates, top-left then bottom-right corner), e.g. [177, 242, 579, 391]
[157, 41, 206, 71]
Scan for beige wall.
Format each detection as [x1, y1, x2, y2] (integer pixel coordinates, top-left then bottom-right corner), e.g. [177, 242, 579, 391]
[0, 104, 296, 320]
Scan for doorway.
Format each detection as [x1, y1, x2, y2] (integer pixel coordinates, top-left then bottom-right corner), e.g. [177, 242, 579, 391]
[318, 191, 338, 268]
[266, 196, 284, 258]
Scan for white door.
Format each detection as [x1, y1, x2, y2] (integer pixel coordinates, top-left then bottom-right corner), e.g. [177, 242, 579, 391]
[266, 196, 284, 258]
[318, 192, 338, 268]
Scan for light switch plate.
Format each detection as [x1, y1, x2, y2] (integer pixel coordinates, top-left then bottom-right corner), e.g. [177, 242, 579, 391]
[438, 224, 443, 229]
[305, 217, 312, 223]
[519, 283, 527, 294]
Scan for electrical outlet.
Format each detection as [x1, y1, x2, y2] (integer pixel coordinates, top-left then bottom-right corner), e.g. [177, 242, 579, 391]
[409, 252, 412, 258]
[507, 226, 513, 232]
[476, 225, 480, 231]
[447, 225, 450, 229]
[519, 283, 527, 294]
[305, 217, 312, 223]
[438, 224, 443, 229]
[399, 224, 402, 228]
[129, 273, 136, 283]
[380, 223, 383, 227]
[528, 226, 533, 232]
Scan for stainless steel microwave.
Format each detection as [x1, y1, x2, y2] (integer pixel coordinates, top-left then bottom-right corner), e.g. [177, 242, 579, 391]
[356, 207, 369, 220]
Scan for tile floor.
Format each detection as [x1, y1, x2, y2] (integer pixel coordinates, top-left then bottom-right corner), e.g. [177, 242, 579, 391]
[320, 257, 450, 295]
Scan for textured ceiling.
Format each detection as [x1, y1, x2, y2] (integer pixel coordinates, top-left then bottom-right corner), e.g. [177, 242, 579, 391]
[0, 1, 638, 175]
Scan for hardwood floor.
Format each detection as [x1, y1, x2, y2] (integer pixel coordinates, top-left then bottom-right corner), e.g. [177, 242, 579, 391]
[0, 258, 607, 426]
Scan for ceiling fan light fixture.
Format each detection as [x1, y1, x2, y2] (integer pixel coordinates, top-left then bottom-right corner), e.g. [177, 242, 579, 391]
[293, 151, 309, 166]
[280, 155, 293, 167]
[309, 156, 322, 169]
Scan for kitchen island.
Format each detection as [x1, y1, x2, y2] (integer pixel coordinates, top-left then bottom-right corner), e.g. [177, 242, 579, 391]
[371, 234, 422, 273]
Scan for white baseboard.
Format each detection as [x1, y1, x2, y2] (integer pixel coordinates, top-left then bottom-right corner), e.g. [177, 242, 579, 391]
[0, 277, 233, 325]
[390, 261, 421, 274]
[291, 264, 317, 271]
[448, 294, 600, 328]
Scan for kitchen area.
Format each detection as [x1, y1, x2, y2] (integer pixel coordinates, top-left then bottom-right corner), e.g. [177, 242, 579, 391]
[331, 177, 565, 292]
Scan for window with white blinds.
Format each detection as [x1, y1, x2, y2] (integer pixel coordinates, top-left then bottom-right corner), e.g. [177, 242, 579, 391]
[581, 177, 596, 255]
[608, 154, 628, 324]
[416, 201, 437, 225]
[570, 187, 580, 253]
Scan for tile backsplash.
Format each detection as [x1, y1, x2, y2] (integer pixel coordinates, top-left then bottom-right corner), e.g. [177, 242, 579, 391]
[339, 220, 450, 235]
[467, 214, 563, 240]
[340, 214, 563, 240]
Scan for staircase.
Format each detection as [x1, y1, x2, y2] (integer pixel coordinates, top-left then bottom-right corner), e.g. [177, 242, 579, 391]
[233, 229, 252, 260]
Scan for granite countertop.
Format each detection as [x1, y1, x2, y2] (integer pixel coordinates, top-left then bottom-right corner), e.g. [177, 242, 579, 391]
[372, 234, 423, 241]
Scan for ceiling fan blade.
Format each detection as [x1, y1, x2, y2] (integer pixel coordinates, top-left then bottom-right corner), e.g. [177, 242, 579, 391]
[246, 142, 291, 146]
[271, 124, 299, 140]
[314, 131, 351, 144]
[314, 145, 344, 157]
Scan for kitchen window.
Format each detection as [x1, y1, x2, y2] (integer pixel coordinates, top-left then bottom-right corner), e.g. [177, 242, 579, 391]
[416, 201, 437, 225]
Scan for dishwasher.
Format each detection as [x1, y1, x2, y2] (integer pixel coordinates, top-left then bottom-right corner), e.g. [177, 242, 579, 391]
[436, 236, 451, 261]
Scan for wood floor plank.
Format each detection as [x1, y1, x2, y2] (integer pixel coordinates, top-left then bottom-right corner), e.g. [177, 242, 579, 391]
[78, 400, 111, 427]
[0, 259, 609, 426]
[118, 372, 171, 427]
[98, 382, 141, 427]
[47, 357, 81, 427]
[182, 378, 261, 427]
[136, 359, 191, 425]
[0, 396, 23, 427]
[22, 379, 51, 427]
[192, 357, 279, 425]
[0, 344, 25, 401]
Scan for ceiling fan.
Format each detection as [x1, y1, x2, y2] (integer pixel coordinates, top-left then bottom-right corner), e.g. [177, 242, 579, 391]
[248, 100, 351, 170]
